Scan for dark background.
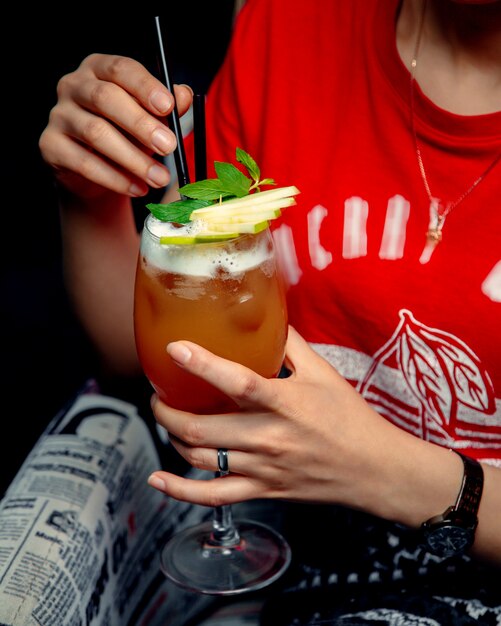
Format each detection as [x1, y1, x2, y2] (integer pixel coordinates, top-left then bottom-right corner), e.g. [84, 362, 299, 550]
[1, 5, 236, 495]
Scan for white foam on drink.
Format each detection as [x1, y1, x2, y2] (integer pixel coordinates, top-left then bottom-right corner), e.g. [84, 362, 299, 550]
[142, 217, 273, 277]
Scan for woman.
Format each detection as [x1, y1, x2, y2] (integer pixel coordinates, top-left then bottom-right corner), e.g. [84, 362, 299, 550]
[39, 0, 501, 621]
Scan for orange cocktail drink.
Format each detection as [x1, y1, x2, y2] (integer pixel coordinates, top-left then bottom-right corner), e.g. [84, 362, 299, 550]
[134, 215, 288, 413]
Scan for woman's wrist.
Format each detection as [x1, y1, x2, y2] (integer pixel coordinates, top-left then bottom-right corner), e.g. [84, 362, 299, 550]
[56, 183, 133, 219]
[366, 432, 465, 529]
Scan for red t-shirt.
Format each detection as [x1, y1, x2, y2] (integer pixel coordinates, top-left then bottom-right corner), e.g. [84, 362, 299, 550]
[190, 0, 501, 463]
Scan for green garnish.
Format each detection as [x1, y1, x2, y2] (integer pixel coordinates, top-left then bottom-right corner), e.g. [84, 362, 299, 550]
[146, 147, 276, 223]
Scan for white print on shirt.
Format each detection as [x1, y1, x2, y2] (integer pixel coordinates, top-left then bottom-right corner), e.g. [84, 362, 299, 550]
[379, 195, 410, 260]
[273, 224, 302, 286]
[312, 309, 500, 456]
[308, 204, 333, 270]
[482, 260, 501, 303]
[343, 197, 368, 259]
[275, 196, 501, 302]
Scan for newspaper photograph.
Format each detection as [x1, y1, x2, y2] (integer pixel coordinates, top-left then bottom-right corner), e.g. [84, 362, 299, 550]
[0, 384, 214, 626]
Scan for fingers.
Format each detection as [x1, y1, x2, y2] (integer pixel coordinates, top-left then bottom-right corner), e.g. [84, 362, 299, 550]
[82, 54, 193, 117]
[40, 120, 161, 197]
[148, 470, 262, 507]
[166, 341, 280, 410]
[70, 54, 194, 151]
[154, 401, 272, 452]
[168, 434, 270, 477]
[40, 53, 194, 196]
[284, 325, 333, 377]
[47, 104, 171, 188]
[59, 73, 176, 158]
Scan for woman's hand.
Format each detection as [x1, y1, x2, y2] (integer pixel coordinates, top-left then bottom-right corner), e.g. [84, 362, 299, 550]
[148, 326, 446, 523]
[39, 53, 193, 200]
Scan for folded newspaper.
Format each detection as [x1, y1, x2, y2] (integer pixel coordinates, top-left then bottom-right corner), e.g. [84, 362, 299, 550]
[0, 382, 214, 626]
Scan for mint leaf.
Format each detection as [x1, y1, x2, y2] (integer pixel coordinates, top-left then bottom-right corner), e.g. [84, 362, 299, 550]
[145, 147, 279, 222]
[178, 179, 235, 201]
[236, 148, 276, 191]
[236, 147, 260, 182]
[214, 161, 251, 197]
[146, 198, 211, 223]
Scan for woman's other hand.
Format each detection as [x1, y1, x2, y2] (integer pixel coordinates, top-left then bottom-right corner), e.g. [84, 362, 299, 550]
[39, 53, 193, 200]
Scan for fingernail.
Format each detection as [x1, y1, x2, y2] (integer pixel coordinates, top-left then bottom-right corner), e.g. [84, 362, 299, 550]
[148, 474, 166, 491]
[147, 164, 169, 187]
[150, 90, 172, 114]
[167, 342, 192, 365]
[150, 393, 158, 409]
[178, 83, 194, 96]
[152, 128, 173, 155]
[129, 183, 146, 197]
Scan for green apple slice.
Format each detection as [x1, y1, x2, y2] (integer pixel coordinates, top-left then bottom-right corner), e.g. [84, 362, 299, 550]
[206, 220, 270, 234]
[202, 209, 281, 225]
[191, 198, 294, 226]
[159, 232, 240, 245]
[190, 185, 300, 217]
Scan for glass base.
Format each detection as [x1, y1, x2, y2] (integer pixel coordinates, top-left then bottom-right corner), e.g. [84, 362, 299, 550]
[160, 519, 291, 595]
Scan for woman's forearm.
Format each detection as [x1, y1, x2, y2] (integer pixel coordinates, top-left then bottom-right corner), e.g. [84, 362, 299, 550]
[59, 191, 141, 376]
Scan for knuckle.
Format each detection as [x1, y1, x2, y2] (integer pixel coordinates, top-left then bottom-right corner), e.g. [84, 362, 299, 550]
[83, 52, 102, 66]
[39, 131, 65, 169]
[78, 152, 101, 180]
[56, 72, 76, 98]
[186, 448, 208, 470]
[261, 438, 283, 458]
[88, 81, 116, 110]
[233, 372, 260, 401]
[45, 106, 66, 134]
[107, 54, 135, 80]
[81, 116, 110, 145]
[182, 420, 205, 447]
[260, 425, 289, 458]
[132, 110, 158, 135]
[206, 487, 226, 509]
[38, 130, 50, 159]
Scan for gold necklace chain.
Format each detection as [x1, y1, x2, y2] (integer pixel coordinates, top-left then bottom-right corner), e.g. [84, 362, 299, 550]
[410, 0, 501, 263]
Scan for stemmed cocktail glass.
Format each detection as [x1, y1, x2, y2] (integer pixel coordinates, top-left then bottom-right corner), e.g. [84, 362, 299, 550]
[134, 216, 291, 594]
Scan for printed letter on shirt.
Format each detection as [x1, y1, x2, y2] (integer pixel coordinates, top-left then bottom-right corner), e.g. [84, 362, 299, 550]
[343, 197, 368, 259]
[379, 195, 410, 260]
[273, 224, 302, 286]
[308, 204, 333, 270]
[482, 261, 501, 303]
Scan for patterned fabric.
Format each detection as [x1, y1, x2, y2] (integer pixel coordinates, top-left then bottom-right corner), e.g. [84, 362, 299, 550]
[260, 505, 501, 625]
[261, 589, 501, 626]
[194, 599, 264, 626]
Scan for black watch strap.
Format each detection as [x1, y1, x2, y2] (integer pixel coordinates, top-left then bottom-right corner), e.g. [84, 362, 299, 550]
[453, 451, 484, 519]
[421, 451, 484, 557]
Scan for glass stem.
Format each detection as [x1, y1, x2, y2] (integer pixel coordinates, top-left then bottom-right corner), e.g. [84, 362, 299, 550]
[209, 470, 240, 546]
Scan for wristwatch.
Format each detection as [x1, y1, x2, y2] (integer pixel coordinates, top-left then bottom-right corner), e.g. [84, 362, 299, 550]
[421, 451, 484, 558]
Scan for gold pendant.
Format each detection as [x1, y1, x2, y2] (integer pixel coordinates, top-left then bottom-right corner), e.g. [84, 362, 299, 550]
[425, 227, 442, 246]
[419, 199, 446, 265]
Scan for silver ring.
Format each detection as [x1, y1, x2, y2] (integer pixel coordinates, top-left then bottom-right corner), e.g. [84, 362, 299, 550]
[217, 448, 229, 475]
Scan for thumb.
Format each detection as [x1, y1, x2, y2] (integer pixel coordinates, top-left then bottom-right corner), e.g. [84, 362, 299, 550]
[284, 325, 332, 377]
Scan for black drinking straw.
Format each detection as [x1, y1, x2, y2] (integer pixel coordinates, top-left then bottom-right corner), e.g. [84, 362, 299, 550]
[193, 94, 207, 181]
[154, 16, 190, 187]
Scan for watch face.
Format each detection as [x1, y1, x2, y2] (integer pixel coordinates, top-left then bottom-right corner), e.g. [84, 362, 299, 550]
[426, 524, 473, 558]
